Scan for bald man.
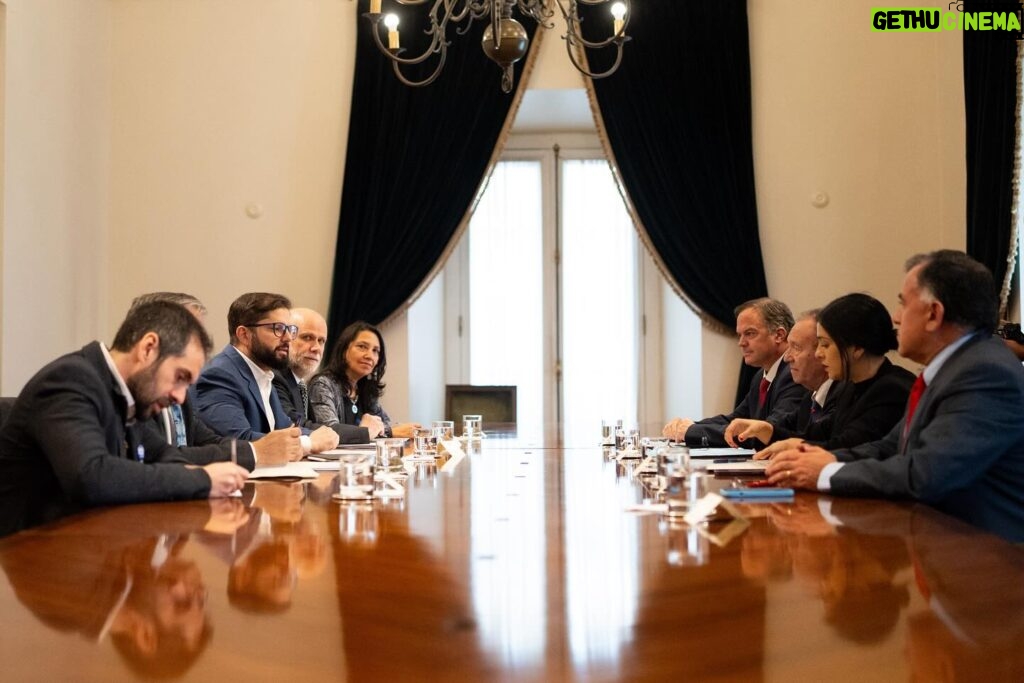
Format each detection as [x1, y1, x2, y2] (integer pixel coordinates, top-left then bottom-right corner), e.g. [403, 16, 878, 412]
[272, 308, 372, 444]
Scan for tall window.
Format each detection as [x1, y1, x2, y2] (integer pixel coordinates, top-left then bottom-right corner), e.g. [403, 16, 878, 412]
[559, 159, 638, 446]
[467, 160, 545, 432]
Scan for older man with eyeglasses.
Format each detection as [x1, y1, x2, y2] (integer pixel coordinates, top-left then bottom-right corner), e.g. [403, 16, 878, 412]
[193, 292, 339, 457]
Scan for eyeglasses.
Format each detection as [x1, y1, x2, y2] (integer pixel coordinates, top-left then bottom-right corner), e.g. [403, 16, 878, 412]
[248, 322, 299, 339]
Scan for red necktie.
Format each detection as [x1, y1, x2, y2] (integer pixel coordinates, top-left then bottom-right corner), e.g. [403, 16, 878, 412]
[905, 375, 926, 426]
[757, 376, 770, 410]
[901, 374, 927, 452]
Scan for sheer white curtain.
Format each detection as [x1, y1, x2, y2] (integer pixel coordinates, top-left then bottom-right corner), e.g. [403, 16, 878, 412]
[560, 159, 638, 446]
[468, 160, 544, 431]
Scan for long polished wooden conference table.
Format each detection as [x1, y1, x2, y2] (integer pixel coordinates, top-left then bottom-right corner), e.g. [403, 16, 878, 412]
[1, 434, 1022, 682]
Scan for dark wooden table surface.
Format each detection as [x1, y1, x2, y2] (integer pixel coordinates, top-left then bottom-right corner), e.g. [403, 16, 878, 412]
[1, 436, 1022, 681]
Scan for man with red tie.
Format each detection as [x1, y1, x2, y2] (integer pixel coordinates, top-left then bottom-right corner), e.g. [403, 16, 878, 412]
[662, 297, 806, 448]
[767, 250, 1024, 543]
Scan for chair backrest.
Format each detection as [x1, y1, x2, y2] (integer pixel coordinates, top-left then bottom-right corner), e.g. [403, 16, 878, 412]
[0, 397, 15, 429]
[445, 385, 516, 427]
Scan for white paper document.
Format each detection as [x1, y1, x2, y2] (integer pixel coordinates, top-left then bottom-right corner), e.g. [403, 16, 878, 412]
[687, 448, 756, 459]
[704, 460, 768, 473]
[249, 462, 321, 479]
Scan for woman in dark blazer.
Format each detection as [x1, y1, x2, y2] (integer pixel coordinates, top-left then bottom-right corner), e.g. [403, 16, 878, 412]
[730, 293, 914, 455]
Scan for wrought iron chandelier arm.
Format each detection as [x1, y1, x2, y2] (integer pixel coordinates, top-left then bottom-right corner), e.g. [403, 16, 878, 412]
[514, 0, 555, 26]
[563, 35, 624, 79]
[557, 0, 630, 49]
[390, 47, 449, 87]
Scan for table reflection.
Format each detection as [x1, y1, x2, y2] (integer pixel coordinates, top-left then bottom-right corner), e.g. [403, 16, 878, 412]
[0, 503, 221, 678]
[1, 446, 1022, 681]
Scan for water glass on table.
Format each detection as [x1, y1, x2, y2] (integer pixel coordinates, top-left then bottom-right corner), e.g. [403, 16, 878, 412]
[334, 452, 375, 501]
[432, 420, 455, 441]
[413, 427, 438, 459]
[374, 438, 406, 472]
[462, 414, 483, 440]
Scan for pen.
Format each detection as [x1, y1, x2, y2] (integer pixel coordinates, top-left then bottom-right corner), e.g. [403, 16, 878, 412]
[230, 439, 237, 466]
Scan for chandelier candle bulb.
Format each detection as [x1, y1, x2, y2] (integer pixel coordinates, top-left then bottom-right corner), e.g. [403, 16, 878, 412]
[384, 13, 400, 50]
[611, 2, 626, 34]
[370, 0, 381, 14]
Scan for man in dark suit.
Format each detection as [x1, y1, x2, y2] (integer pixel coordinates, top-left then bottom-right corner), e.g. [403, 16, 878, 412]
[131, 292, 299, 465]
[724, 309, 841, 447]
[767, 250, 1024, 543]
[272, 307, 370, 443]
[663, 297, 807, 448]
[0, 301, 249, 537]
[193, 292, 339, 455]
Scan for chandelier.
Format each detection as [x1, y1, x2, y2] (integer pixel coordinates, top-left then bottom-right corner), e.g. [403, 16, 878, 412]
[362, 0, 631, 93]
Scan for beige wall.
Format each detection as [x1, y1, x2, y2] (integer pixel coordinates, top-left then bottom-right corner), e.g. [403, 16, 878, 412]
[108, 0, 356, 347]
[1, 1, 967, 416]
[1, 0, 111, 394]
[750, 0, 964, 311]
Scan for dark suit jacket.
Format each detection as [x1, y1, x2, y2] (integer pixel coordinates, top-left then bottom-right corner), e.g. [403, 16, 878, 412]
[831, 334, 1024, 543]
[769, 380, 843, 438]
[272, 370, 369, 444]
[684, 359, 806, 447]
[143, 398, 256, 470]
[808, 359, 914, 450]
[193, 345, 309, 440]
[0, 342, 212, 537]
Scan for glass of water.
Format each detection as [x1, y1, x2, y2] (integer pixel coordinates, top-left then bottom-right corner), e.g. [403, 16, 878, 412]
[374, 438, 406, 472]
[334, 452, 375, 501]
[462, 414, 483, 440]
[414, 427, 438, 459]
[432, 420, 455, 441]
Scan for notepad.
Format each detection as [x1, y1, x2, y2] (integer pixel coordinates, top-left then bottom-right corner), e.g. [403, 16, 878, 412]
[688, 448, 756, 459]
[248, 462, 321, 479]
[704, 460, 768, 474]
[313, 445, 377, 460]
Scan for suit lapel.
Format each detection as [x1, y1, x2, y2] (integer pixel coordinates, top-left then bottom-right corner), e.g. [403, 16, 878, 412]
[227, 346, 272, 432]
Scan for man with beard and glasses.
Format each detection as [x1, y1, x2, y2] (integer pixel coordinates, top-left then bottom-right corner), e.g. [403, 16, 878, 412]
[193, 292, 339, 456]
[0, 301, 249, 537]
[131, 292, 306, 467]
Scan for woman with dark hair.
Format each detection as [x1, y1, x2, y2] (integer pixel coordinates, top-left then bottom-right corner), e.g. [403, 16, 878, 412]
[308, 322, 420, 439]
[728, 293, 914, 455]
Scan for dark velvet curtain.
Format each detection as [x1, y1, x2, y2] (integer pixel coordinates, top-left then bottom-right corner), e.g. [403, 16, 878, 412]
[964, 2, 1020, 310]
[327, 11, 537, 337]
[584, 0, 765, 401]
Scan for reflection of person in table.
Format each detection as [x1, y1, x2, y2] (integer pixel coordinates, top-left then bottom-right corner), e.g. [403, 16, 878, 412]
[831, 500, 1024, 680]
[0, 505, 217, 678]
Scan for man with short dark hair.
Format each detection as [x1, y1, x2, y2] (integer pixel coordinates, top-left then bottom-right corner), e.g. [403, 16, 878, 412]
[663, 297, 806, 448]
[767, 250, 1024, 543]
[0, 301, 249, 537]
[272, 307, 371, 444]
[193, 293, 339, 455]
[130, 293, 302, 465]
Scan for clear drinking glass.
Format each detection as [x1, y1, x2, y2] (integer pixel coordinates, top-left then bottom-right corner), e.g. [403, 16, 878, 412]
[462, 414, 483, 440]
[413, 427, 438, 458]
[432, 420, 455, 441]
[374, 438, 406, 472]
[601, 420, 616, 446]
[334, 452, 375, 500]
